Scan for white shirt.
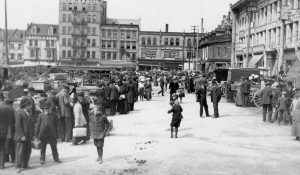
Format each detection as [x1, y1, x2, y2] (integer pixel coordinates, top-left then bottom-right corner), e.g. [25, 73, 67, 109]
[73, 102, 87, 127]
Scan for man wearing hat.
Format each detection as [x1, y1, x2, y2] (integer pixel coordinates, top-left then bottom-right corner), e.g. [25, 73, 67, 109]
[78, 92, 91, 141]
[15, 97, 34, 173]
[240, 77, 251, 107]
[35, 101, 61, 165]
[4, 98, 16, 164]
[108, 80, 119, 116]
[260, 82, 273, 122]
[211, 80, 222, 118]
[169, 77, 179, 101]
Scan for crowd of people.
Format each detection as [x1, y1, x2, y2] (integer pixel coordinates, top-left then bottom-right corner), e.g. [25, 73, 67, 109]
[0, 69, 300, 174]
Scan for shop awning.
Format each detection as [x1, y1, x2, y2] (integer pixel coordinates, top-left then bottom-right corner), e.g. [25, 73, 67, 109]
[248, 54, 264, 68]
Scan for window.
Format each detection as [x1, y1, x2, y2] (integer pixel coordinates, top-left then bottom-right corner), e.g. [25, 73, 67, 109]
[18, 53, 22, 60]
[87, 15, 91, 23]
[62, 38, 66, 46]
[187, 52, 191, 58]
[62, 50, 66, 58]
[132, 53, 136, 61]
[68, 26, 72, 34]
[68, 14, 72, 22]
[141, 52, 146, 58]
[92, 39, 96, 47]
[102, 30, 106, 38]
[170, 52, 174, 58]
[68, 38, 72, 46]
[113, 31, 118, 39]
[170, 38, 174, 46]
[132, 31, 136, 39]
[87, 51, 90, 59]
[47, 50, 52, 58]
[10, 44, 14, 49]
[111, 52, 116, 60]
[87, 39, 90, 46]
[164, 51, 170, 58]
[132, 42, 136, 49]
[92, 28, 96, 35]
[107, 52, 111, 60]
[187, 39, 191, 46]
[93, 4, 97, 11]
[93, 15, 96, 23]
[68, 3, 72, 10]
[113, 41, 117, 48]
[102, 41, 106, 48]
[62, 3, 67, 10]
[10, 53, 15, 60]
[62, 26, 67, 34]
[127, 31, 131, 39]
[164, 38, 168, 45]
[46, 40, 50, 47]
[73, 50, 77, 58]
[121, 41, 125, 49]
[153, 37, 157, 45]
[147, 37, 151, 45]
[176, 38, 180, 46]
[68, 50, 72, 57]
[30, 50, 35, 57]
[34, 40, 38, 46]
[62, 14, 66, 22]
[51, 41, 54, 47]
[121, 31, 125, 39]
[142, 37, 146, 45]
[29, 40, 32, 46]
[107, 41, 112, 48]
[87, 27, 90, 35]
[108, 30, 112, 38]
[48, 27, 53, 35]
[126, 42, 131, 49]
[101, 52, 106, 59]
[92, 51, 96, 59]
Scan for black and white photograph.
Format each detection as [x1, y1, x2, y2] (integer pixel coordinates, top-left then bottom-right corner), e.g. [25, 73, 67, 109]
[0, 0, 300, 174]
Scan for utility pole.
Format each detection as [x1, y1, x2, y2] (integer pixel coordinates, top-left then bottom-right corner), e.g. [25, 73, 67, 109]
[191, 26, 198, 70]
[245, 0, 257, 68]
[5, 0, 9, 67]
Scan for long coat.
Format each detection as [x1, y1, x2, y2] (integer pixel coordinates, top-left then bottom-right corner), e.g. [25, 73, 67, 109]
[95, 88, 105, 106]
[35, 113, 58, 139]
[14, 109, 34, 142]
[169, 82, 179, 95]
[260, 87, 273, 105]
[0, 103, 12, 139]
[56, 89, 72, 118]
[196, 86, 207, 102]
[241, 81, 251, 94]
[91, 115, 111, 139]
[211, 86, 222, 103]
[109, 84, 119, 101]
[127, 83, 135, 104]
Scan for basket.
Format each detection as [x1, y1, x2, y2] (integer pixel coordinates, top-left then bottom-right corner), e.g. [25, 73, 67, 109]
[73, 127, 87, 137]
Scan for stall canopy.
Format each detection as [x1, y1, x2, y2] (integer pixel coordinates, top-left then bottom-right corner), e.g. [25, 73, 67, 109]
[248, 54, 264, 68]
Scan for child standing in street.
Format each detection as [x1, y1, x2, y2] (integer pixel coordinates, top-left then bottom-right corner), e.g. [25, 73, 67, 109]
[91, 106, 111, 164]
[167, 100, 183, 138]
[277, 91, 290, 125]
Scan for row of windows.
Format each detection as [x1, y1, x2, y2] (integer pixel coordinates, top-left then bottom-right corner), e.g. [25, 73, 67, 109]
[62, 2, 99, 12]
[101, 30, 137, 39]
[62, 14, 97, 23]
[10, 43, 22, 50]
[141, 37, 197, 46]
[29, 50, 57, 59]
[10, 53, 22, 60]
[101, 52, 136, 61]
[62, 26, 97, 35]
[62, 38, 97, 46]
[141, 51, 180, 58]
[31, 26, 57, 35]
[62, 50, 96, 59]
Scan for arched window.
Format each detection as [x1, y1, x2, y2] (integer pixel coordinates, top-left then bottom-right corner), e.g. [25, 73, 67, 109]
[176, 38, 180, 46]
[147, 37, 151, 45]
[142, 37, 146, 45]
[153, 37, 157, 45]
[170, 38, 174, 46]
[164, 38, 168, 45]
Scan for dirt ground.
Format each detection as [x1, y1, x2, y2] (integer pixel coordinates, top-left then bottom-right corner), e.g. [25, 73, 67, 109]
[2, 86, 300, 175]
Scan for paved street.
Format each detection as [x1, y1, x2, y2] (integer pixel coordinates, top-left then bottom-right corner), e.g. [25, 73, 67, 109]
[2, 86, 300, 175]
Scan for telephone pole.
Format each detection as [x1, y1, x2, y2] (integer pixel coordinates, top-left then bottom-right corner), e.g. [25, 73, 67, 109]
[191, 25, 198, 70]
[5, 0, 9, 66]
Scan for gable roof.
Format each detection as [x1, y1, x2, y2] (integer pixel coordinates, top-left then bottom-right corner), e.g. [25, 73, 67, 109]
[9, 29, 26, 42]
[0, 28, 16, 41]
[25, 23, 59, 37]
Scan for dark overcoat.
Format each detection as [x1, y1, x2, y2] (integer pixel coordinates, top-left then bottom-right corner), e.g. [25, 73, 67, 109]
[260, 87, 273, 105]
[14, 109, 34, 141]
[241, 81, 251, 94]
[168, 104, 183, 127]
[0, 103, 12, 139]
[109, 84, 119, 101]
[126, 83, 135, 103]
[35, 113, 58, 139]
[95, 88, 105, 105]
[211, 86, 222, 103]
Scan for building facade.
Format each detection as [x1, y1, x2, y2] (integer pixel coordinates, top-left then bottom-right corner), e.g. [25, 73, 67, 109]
[24, 23, 59, 66]
[100, 23, 139, 70]
[231, 0, 300, 75]
[8, 29, 26, 66]
[59, 0, 107, 66]
[198, 14, 232, 72]
[138, 27, 202, 71]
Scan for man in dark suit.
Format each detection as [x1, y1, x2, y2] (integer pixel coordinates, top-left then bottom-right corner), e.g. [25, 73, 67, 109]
[169, 77, 179, 101]
[260, 82, 273, 122]
[0, 97, 12, 169]
[103, 81, 111, 115]
[241, 77, 251, 107]
[56, 85, 72, 142]
[158, 75, 165, 96]
[109, 81, 119, 116]
[14, 97, 34, 173]
[196, 84, 210, 117]
[35, 101, 61, 165]
[211, 80, 222, 118]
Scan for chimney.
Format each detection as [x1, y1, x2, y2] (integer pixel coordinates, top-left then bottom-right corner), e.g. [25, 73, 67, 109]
[201, 18, 204, 33]
[165, 24, 169, 32]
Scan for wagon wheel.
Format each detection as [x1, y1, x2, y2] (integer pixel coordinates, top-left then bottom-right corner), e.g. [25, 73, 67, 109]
[253, 89, 263, 108]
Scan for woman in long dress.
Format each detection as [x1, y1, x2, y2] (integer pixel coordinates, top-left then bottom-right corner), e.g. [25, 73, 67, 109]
[144, 79, 152, 101]
[117, 81, 128, 114]
[291, 92, 300, 140]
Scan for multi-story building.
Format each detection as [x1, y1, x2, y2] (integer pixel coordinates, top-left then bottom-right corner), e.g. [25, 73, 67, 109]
[198, 14, 232, 72]
[59, 0, 107, 67]
[24, 23, 59, 66]
[231, 0, 300, 75]
[0, 29, 20, 66]
[8, 29, 26, 66]
[100, 20, 139, 70]
[138, 25, 203, 70]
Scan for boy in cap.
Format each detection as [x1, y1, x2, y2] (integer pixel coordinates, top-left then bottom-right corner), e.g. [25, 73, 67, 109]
[35, 101, 61, 165]
[277, 91, 290, 125]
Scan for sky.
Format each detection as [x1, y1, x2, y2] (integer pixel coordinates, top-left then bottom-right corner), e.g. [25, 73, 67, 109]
[0, 0, 237, 32]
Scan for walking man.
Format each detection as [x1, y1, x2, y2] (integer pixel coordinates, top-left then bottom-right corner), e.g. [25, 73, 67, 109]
[260, 82, 273, 122]
[158, 75, 165, 96]
[211, 80, 222, 118]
